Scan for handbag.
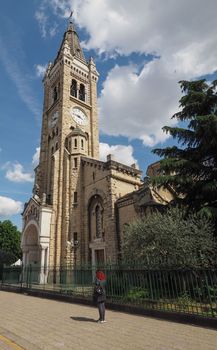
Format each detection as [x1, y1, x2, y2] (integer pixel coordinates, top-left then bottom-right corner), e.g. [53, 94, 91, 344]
[95, 285, 103, 295]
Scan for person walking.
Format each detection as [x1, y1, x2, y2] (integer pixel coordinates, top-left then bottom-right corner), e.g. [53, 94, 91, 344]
[93, 270, 106, 323]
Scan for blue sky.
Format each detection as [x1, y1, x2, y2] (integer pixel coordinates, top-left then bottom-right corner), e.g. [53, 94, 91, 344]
[1, 0, 217, 230]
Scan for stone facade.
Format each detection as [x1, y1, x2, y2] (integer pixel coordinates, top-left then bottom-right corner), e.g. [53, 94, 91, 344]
[21, 23, 174, 276]
[21, 22, 143, 273]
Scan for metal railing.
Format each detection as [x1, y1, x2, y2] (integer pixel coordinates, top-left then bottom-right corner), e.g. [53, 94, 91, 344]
[1, 264, 217, 318]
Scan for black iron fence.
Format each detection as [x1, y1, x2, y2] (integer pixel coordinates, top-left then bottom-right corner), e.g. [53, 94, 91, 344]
[1, 265, 217, 318]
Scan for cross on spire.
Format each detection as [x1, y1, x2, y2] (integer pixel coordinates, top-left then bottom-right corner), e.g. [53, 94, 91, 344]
[69, 11, 74, 23]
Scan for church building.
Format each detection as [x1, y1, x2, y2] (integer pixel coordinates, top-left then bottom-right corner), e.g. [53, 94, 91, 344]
[21, 21, 175, 280]
[21, 21, 143, 277]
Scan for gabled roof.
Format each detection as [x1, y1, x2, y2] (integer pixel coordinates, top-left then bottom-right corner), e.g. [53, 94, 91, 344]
[22, 196, 40, 216]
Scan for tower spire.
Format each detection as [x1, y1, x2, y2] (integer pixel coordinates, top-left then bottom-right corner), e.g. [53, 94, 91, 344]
[55, 11, 86, 64]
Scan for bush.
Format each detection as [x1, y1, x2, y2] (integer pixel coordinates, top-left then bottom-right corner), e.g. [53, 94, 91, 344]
[126, 287, 150, 302]
[122, 207, 217, 268]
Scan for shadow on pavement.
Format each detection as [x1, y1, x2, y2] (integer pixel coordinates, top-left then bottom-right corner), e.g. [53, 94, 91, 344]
[70, 316, 97, 322]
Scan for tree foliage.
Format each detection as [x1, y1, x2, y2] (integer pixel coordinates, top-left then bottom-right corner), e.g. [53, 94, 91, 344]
[152, 79, 217, 219]
[122, 208, 217, 268]
[0, 220, 22, 266]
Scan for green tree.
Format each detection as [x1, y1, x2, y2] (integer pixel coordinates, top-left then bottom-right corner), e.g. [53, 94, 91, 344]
[152, 79, 217, 219]
[122, 208, 216, 268]
[0, 220, 22, 266]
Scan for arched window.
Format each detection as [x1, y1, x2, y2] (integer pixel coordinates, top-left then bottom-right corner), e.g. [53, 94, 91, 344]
[70, 79, 77, 98]
[81, 139, 84, 149]
[74, 138, 77, 148]
[79, 84, 85, 101]
[88, 195, 104, 242]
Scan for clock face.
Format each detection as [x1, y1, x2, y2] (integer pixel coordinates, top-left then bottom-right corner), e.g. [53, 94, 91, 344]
[49, 111, 59, 128]
[70, 107, 87, 126]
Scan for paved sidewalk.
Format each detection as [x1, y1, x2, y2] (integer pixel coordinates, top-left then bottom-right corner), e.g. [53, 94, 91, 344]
[0, 291, 216, 350]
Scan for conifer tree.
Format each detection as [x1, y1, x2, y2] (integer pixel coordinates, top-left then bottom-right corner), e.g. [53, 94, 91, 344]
[152, 79, 217, 219]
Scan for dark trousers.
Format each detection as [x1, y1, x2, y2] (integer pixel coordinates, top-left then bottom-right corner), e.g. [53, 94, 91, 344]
[97, 301, 105, 321]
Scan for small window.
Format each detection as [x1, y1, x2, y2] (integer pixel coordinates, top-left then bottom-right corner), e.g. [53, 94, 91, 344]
[55, 142, 58, 151]
[74, 138, 77, 148]
[81, 139, 84, 149]
[79, 84, 85, 101]
[74, 192, 77, 203]
[53, 87, 58, 103]
[74, 232, 78, 241]
[93, 172, 95, 180]
[51, 146, 54, 154]
[70, 79, 77, 98]
[74, 158, 77, 168]
[47, 194, 52, 204]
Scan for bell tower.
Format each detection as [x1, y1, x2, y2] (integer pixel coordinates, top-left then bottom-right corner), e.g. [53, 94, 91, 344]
[34, 19, 100, 268]
[22, 18, 143, 275]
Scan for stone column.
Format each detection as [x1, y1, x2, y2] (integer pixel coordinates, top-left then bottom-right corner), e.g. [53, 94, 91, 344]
[22, 251, 27, 266]
[39, 246, 46, 284]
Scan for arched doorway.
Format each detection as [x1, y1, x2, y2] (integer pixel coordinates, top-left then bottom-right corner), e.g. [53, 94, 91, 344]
[22, 223, 40, 266]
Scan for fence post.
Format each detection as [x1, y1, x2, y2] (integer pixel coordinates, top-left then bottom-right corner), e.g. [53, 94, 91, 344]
[1, 265, 4, 287]
[20, 265, 23, 291]
[148, 268, 154, 300]
[203, 270, 214, 317]
[29, 264, 32, 289]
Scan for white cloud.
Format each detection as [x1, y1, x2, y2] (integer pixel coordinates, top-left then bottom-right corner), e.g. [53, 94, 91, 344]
[99, 142, 137, 166]
[0, 196, 23, 217]
[49, 23, 58, 37]
[3, 162, 34, 183]
[99, 61, 179, 146]
[32, 147, 40, 167]
[0, 35, 41, 120]
[43, 0, 217, 145]
[35, 9, 48, 38]
[35, 64, 47, 78]
[46, 0, 72, 17]
[70, 0, 217, 74]
[35, 1, 60, 38]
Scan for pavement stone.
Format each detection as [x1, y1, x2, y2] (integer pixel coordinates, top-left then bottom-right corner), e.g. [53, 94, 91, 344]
[0, 291, 217, 350]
